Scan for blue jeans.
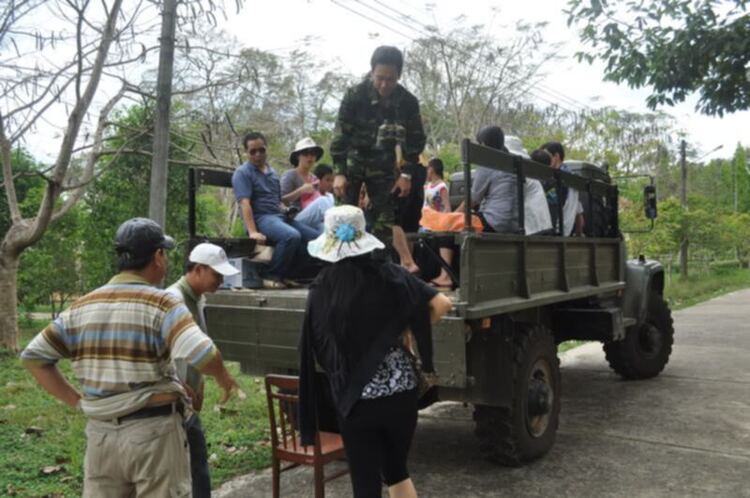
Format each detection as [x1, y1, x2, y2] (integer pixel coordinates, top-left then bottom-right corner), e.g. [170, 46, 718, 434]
[256, 214, 319, 280]
[295, 194, 334, 236]
[185, 415, 210, 498]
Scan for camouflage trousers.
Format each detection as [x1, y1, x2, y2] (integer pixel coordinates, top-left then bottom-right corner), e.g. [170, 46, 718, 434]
[343, 162, 397, 243]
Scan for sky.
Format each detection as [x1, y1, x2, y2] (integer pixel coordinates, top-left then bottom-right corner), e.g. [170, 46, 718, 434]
[219, 0, 747, 162]
[11, 0, 747, 163]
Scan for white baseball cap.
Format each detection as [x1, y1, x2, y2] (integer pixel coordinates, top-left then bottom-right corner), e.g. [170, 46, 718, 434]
[189, 243, 240, 276]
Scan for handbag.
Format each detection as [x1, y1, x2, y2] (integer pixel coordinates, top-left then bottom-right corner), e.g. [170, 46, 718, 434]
[401, 328, 438, 398]
[249, 244, 273, 263]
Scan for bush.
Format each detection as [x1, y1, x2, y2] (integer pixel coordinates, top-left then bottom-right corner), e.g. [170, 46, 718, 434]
[709, 259, 742, 274]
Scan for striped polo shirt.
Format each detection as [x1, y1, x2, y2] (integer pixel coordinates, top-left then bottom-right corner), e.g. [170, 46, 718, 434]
[21, 273, 217, 400]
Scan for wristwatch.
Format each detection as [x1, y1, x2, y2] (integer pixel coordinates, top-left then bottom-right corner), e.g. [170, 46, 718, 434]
[400, 172, 412, 180]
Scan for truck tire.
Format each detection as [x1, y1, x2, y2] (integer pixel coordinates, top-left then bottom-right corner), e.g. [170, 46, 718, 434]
[604, 294, 674, 379]
[473, 324, 561, 466]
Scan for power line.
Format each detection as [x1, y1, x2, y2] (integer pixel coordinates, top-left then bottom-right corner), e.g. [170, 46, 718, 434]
[353, 0, 433, 39]
[373, 0, 584, 113]
[329, 0, 414, 41]
[329, 0, 585, 116]
[362, 0, 591, 114]
[370, 0, 433, 36]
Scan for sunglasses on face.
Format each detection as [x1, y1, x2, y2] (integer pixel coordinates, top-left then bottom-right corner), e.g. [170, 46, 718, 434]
[299, 149, 317, 156]
[248, 147, 267, 155]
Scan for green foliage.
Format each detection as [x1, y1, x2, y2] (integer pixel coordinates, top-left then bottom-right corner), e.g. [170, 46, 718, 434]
[568, 108, 676, 175]
[567, 0, 750, 116]
[720, 211, 750, 265]
[709, 259, 743, 273]
[17, 187, 84, 317]
[434, 143, 462, 176]
[79, 105, 200, 287]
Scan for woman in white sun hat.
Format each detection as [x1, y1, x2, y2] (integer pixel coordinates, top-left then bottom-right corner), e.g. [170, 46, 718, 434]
[299, 205, 452, 498]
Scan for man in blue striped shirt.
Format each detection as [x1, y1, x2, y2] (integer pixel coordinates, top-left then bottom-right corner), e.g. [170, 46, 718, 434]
[21, 218, 239, 497]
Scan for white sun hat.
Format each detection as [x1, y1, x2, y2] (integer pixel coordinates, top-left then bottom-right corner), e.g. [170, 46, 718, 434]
[307, 205, 385, 263]
[189, 243, 240, 276]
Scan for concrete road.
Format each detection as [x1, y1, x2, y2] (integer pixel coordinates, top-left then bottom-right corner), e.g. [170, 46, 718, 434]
[215, 289, 750, 497]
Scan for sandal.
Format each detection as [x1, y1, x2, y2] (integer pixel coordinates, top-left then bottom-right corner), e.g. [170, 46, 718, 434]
[429, 280, 452, 292]
[282, 279, 303, 289]
[262, 279, 286, 289]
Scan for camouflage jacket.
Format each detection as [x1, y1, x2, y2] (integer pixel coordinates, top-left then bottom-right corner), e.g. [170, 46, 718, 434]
[330, 77, 426, 177]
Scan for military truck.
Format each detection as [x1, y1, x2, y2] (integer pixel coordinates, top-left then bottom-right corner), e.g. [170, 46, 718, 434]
[188, 139, 673, 466]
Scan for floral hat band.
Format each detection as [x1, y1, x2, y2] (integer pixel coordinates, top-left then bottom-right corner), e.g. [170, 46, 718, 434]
[307, 205, 385, 263]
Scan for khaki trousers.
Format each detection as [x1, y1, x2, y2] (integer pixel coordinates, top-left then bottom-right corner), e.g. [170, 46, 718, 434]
[83, 413, 191, 497]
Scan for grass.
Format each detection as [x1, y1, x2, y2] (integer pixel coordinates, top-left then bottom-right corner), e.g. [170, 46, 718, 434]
[557, 340, 587, 354]
[663, 268, 750, 310]
[0, 322, 271, 497]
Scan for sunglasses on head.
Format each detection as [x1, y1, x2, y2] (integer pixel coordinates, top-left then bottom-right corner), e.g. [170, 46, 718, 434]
[248, 147, 267, 155]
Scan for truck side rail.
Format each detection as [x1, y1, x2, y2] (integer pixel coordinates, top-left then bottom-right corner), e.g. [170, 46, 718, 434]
[460, 139, 619, 237]
[452, 232, 625, 319]
[187, 167, 256, 258]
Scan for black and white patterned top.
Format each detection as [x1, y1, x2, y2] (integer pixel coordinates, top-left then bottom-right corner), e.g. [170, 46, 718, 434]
[361, 346, 417, 399]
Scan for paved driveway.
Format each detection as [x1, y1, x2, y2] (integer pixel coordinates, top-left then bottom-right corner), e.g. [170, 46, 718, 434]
[216, 289, 750, 497]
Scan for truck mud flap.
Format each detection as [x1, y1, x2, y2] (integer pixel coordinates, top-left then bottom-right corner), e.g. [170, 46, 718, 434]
[433, 317, 468, 389]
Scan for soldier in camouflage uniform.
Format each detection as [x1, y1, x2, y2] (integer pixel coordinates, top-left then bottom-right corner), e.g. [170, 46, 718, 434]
[330, 46, 426, 257]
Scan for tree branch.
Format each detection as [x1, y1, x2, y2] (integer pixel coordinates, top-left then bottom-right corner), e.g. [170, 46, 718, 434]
[52, 84, 125, 222]
[96, 147, 233, 169]
[0, 110, 22, 223]
[23, 0, 124, 250]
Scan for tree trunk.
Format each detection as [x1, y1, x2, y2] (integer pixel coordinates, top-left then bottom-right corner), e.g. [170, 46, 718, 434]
[0, 252, 20, 351]
[148, 0, 177, 227]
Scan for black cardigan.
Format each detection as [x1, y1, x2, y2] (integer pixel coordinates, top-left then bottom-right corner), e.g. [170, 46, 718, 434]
[299, 262, 437, 445]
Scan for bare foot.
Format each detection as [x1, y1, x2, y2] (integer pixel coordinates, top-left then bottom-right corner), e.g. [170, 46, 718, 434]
[402, 263, 420, 275]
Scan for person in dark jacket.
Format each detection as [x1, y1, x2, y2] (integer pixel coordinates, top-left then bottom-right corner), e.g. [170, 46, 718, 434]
[299, 205, 452, 498]
[330, 45, 426, 273]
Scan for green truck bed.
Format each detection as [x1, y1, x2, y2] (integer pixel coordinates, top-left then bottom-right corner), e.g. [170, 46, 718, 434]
[204, 231, 626, 389]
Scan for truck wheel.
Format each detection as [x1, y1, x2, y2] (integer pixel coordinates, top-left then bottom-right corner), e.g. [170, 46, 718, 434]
[473, 324, 561, 466]
[604, 294, 674, 379]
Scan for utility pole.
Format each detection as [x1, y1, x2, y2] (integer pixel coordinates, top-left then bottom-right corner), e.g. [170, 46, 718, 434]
[733, 154, 739, 261]
[679, 139, 688, 279]
[148, 0, 177, 228]
[733, 158, 739, 213]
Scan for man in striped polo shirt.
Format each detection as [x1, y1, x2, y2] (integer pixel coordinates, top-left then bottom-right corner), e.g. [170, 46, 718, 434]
[21, 218, 239, 497]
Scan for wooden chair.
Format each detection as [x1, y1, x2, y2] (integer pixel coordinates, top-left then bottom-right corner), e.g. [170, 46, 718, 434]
[265, 374, 348, 498]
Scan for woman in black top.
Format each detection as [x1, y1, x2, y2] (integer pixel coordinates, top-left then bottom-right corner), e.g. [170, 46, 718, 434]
[300, 205, 452, 498]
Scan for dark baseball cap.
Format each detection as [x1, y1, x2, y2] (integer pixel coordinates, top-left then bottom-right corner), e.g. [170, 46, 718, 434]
[114, 217, 175, 255]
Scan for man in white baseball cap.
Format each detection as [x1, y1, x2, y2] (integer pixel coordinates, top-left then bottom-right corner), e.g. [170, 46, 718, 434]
[167, 242, 238, 498]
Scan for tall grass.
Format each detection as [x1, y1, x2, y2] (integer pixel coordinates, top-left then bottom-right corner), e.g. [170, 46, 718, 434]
[664, 268, 750, 310]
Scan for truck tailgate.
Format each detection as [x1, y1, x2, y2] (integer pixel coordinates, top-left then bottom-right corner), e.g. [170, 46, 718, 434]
[205, 289, 467, 388]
